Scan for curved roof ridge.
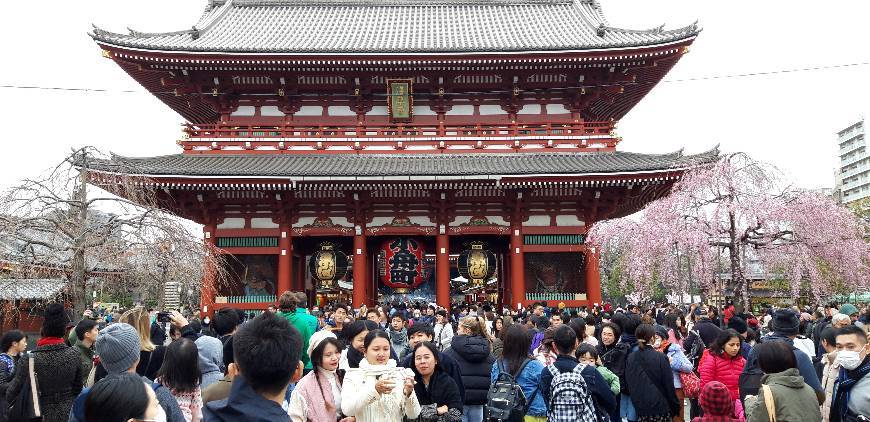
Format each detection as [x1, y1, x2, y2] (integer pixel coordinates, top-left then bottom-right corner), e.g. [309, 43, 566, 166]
[213, 0, 572, 4]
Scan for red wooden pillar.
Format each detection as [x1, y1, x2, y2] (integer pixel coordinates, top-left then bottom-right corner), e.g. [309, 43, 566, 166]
[585, 246, 603, 306]
[436, 225, 450, 309]
[200, 224, 217, 316]
[509, 223, 525, 309]
[277, 224, 292, 297]
[353, 224, 369, 308]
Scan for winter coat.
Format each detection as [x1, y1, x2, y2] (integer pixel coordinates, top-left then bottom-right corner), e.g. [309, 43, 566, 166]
[597, 340, 630, 394]
[69, 375, 187, 422]
[490, 338, 503, 360]
[73, 339, 94, 383]
[596, 365, 620, 395]
[203, 376, 290, 422]
[400, 348, 466, 402]
[490, 358, 547, 417]
[744, 368, 822, 422]
[195, 336, 224, 391]
[443, 335, 493, 406]
[626, 346, 680, 418]
[683, 319, 723, 357]
[6, 343, 83, 422]
[659, 341, 693, 388]
[413, 370, 463, 422]
[820, 351, 840, 422]
[341, 359, 421, 422]
[433, 323, 453, 352]
[0, 353, 19, 422]
[278, 310, 315, 370]
[699, 349, 746, 399]
[740, 333, 824, 403]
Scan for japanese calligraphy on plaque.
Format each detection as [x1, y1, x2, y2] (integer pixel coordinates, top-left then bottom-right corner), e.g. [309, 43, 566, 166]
[386, 79, 413, 122]
[380, 237, 424, 290]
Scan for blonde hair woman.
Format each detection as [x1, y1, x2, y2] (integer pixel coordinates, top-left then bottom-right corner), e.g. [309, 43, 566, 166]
[119, 307, 191, 380]
[444, 316, 495, 422]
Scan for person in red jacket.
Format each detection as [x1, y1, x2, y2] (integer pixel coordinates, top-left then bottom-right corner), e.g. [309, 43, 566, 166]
[699, 329, 746, 418]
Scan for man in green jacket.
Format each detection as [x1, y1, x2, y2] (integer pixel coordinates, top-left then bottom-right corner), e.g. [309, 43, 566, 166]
[73, 318, 99, 381]
[277, 291, 314, 371]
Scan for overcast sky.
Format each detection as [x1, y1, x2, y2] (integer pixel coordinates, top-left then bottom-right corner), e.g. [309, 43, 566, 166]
[1, 0, 868, 190]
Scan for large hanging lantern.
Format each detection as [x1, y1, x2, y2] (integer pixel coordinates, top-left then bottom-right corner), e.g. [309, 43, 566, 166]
[379, 237, 425, 293]
[458, 242, 497, 289]
[308, 242, 349, 291]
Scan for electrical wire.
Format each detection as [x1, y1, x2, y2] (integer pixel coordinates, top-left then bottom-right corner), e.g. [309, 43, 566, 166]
[1, 60, 868, 97]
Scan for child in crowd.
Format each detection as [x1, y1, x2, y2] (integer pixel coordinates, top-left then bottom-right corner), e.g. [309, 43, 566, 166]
[576, 343, 620, 395]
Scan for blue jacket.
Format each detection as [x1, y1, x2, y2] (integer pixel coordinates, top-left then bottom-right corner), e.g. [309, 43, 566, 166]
[203, 376, 289, 422]
[538, 354, 617, 415]
[490, 358, 547, 417]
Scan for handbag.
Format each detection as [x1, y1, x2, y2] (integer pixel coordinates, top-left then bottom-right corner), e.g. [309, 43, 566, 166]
[8, 352, 42, 422]
[761, 384, 776, 422]
[679, 370, 701, 399]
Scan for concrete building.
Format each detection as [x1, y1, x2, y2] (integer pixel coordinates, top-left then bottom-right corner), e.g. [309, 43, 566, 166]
[836, 119, 868, 205]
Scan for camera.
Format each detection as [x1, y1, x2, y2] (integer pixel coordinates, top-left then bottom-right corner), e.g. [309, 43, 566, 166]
[157, 311, 171, 323]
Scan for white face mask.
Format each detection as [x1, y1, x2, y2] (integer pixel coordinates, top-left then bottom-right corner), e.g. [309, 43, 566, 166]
[837, 348, 865, 370]
[202, 318, 210, 325]
[142, 403, 168, 422]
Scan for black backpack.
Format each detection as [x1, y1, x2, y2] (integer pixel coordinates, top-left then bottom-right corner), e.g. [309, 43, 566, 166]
[686, 329, 706, 370]
[485, 359, 537, 422]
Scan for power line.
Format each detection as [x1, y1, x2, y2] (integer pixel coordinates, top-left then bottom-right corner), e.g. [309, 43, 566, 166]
[1, 60, 869, 96]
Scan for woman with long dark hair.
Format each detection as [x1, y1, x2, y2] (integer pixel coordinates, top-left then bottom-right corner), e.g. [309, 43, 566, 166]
[412, 341, 462, 422]
[489, 324, 546, 421]
[156, 338, 203, 422]
[625, 324, 680, 422]
[664, 312, 686, 347]
[289, 331, 353, 422]
[340, 320, 380, 370]
[698, 329, 745, 410]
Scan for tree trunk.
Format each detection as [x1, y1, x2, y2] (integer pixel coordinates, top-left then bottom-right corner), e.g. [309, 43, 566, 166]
[728, 212, 749, 310]
[70, 165, 89, 315]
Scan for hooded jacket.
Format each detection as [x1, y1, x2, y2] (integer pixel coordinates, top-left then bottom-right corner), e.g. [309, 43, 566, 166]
[196, 336, 224, 391]
[745, 368, 823, 422]
[443, 335, 494, 405]
[278, 310, 314, 370]
[203, 376, 289, 422]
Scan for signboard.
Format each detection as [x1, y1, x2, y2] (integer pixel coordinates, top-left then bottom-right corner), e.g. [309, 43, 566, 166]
[386, 79, 413, 122]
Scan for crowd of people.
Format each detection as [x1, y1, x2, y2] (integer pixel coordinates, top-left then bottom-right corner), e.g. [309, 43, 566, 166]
[0, 293, 866, 422]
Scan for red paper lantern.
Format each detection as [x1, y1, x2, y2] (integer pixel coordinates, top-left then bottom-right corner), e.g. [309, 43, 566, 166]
[379, 237, 425, 291]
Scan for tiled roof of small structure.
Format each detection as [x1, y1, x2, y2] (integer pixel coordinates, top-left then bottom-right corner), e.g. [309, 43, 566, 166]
[0, 279, 66, 300]
[90, 0, 699, 54]
[81, 148, 719, 178]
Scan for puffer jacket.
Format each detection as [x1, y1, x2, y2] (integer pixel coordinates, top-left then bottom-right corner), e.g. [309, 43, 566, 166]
[444, 335, 494, 406]
[820, 351, 840, 422]
[745, 368, 822, 422]
[699, 349, 745, 400]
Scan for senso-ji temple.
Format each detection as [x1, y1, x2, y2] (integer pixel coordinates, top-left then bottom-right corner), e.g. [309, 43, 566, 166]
[83, 0, 716, 314]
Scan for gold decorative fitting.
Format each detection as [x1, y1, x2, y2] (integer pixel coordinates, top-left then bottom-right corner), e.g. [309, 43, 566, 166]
[211, 88, 219, 97]
[354, 88, 360, 96]
[277, 88, 285, 97]
[513, 87, 520, 96]
[101, 50, 112, 59]
[438, 87, 445, 96]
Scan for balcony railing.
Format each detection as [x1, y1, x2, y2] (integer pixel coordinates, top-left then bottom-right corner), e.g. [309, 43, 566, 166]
[179, 121, 617, 152]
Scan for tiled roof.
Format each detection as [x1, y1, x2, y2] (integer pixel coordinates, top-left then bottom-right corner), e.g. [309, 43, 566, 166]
[90, 0, 699, 54]
[81, 149, 719, 178]
[0, 279, 66, 300]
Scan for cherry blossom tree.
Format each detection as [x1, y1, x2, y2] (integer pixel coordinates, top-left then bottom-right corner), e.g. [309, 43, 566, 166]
[589, 153, 870, 309]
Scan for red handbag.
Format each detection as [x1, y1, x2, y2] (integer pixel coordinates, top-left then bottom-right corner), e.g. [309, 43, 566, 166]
[680, 370, 702, 399]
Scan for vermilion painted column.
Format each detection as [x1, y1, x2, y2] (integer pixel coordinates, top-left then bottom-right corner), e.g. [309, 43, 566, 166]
[585, 246, 603, 306]
[352, 224, 368, 309]
[277, 223, 292, 297]
[509, 223, 526, 309]
[436, 226, 450, 309]
[200, 224, 217, 316]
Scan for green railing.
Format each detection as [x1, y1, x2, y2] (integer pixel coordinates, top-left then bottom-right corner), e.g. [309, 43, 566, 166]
[217, 295, 277, 304]
[523, 234, 585, 245]
[216, 237, 279, 248]
[525, 293, 587, 301]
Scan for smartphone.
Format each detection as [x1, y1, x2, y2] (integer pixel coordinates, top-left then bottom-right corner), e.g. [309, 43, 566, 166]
[157, 311, 171, 323]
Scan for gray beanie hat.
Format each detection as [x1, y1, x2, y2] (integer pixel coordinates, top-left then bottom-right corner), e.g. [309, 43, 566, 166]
[96, 323, 141, 374]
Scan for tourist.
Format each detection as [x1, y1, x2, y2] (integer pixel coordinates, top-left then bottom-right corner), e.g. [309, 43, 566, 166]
[838, 304, 861, 327]
[684, 307, 723, 366]
[341, 330, 420, 421]
[73, 318, 99, 383]
[832, 313, 852, 329]
[699, 329, 745, 400]
[203, 312, 304, 421]
[653, 325, 693, 421]
[69, 322, 186, 422]
[726, 317, 752, 359]
[491, 317, 505, 360]
[412, 341, 463, 422]
[401, 323, 465, 399]
[156, 338, 203, 422]
[388, 313, 410, 360]
[690, 381, 739, 422]
[744, 341, 822, 421]
[329, 303, 350, 344]
[576, 343, 620, 396]
[739, 309, 824, 404]
[616, 315, 643, 421]
[366, 308, 381, 324]
[84, 372, 162, 422]
[118, 307, 197, 381]
[0, 330, 27, 422]
[444, 316, 494, 422]
[533, 327, 557, 367]
[819, 327, 840, 422]
[664, 312, 686, 348]
[211, 308, 239, 373]
[5, 303, 82, 422]
[490, 324, 547, 421]
[539, 325, 616, 419]
[626, 323, 680, 422]
[195, 335, 224, 391]
[434, 310, 454, 352]
[277, 291, 315, 374]
[596, 322, 628, 392]
[288, 331, 352, 422]
[829, 324, 870, 422]
[549, 312, 563, 328]
[492, 316, 504, 339]
[340, 320, 380, 369]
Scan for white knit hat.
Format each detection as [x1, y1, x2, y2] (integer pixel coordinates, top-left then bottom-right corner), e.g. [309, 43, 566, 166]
[307, 330, 337, 357]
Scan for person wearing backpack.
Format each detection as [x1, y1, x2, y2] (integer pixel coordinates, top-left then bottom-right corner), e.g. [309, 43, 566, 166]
[625, 324, 680, 422]
[539, 326, 616, 422]
[488, 324, 546, 422]
[738, 309, 824, 405]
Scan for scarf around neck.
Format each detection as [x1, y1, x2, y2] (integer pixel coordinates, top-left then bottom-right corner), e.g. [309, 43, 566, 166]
[37, 337, 66, 347]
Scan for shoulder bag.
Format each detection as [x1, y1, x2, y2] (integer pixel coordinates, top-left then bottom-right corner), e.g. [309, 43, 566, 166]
[761, 384, 776, 422]
[7, 352, 42, 422]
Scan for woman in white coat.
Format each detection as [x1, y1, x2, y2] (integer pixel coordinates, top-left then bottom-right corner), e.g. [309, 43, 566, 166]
[342, 330, 421, 422]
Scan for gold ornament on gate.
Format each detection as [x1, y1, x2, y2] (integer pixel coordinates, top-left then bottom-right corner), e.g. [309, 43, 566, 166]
[308, 242, 348, 291]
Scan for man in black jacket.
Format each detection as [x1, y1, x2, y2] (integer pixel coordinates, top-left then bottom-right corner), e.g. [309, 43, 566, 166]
[683, 307, 723, 360]
[539, 325, 616, 415]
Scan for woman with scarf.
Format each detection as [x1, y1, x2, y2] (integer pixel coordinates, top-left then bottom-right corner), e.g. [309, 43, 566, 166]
[341, 330, 421, 422]
[653, 325, 693, 422]
[411, 342, 462, 422]
[289, 330, 355, 422]
[340, 320, 380, 370]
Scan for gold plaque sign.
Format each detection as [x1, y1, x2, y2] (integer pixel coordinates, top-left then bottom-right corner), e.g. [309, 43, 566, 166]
[387, 79, 413, 122]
